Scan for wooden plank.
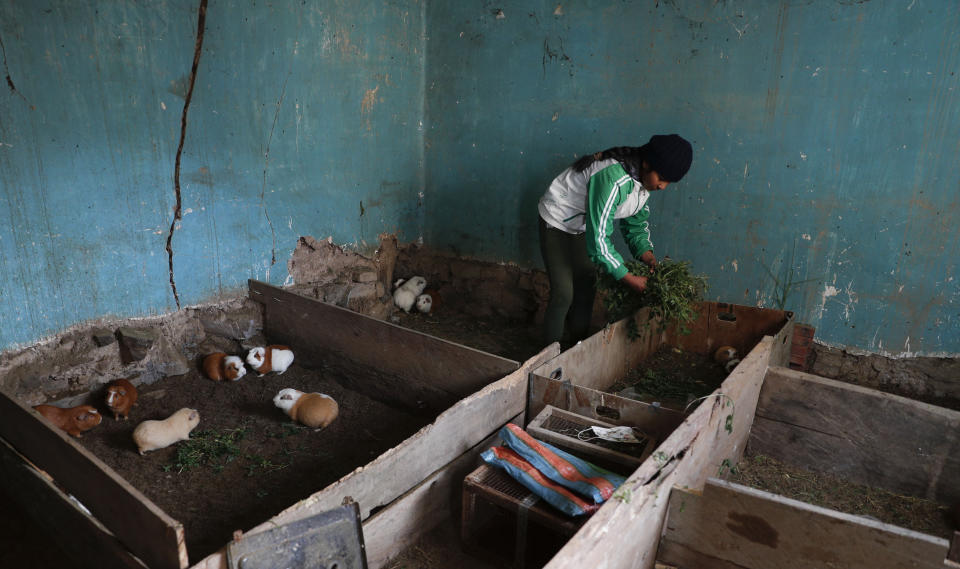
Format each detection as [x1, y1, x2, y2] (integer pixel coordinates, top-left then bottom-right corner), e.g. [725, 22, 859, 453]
[362, 422, 516, 569]
[666, 302, 792, 360]
[191, 344, 560, 569]
[0, 388, 186, 569]
[531, 307, 664, 392]
[658, 478, 949, 569]
[750, 366, 960, 503]
[542, 336, 775, 569]
[249, 280, 519, 411]
[0, 438, 149, 569]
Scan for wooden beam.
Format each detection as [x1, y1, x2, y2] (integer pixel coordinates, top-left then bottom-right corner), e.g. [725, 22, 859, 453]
[249, 280, 519, 411]
[0, 388, 186, 569]
[191, 344, 560, 569]
[659, 478, 949, 569]
[750, 366, 960, 503]
[0, 438, 149, 569]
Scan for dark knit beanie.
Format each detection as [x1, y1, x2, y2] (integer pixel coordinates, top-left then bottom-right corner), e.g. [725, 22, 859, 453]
[646, 134, 693, 182]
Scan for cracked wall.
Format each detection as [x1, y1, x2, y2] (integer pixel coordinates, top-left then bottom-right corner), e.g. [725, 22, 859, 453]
[2, 1, 960, 357]
[0, 0, 426, 350]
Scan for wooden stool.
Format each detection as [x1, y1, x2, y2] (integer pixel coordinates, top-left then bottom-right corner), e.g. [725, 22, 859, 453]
[461, 463, 587, 568]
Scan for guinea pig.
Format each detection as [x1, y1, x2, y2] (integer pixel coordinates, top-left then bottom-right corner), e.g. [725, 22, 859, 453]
[105, 378, 138, 420]
[713, 345, 741, 374]
[393, 276, 428, 313]
[415, 293, 433, 314]
[273, 387, 339, 430]
[202, 352, 247, 381]
[33, 404, 102, 438]
[246, 345, 294, 376]
[132, 408, 200, 455]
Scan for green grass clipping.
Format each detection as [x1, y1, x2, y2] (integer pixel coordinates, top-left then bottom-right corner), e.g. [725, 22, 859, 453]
[598, 258, 708, 338]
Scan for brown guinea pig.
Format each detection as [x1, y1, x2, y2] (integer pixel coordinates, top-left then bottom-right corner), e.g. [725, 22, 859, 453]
[713, 345, 741, 374]
[105, 378, 138, 420]
[203, 352, 247, 381]
[273, 388, 339, 430]
[33, 404, 102, 438]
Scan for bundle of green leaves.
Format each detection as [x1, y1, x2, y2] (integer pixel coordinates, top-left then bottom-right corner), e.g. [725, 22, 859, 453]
[598, 258, 708, 336]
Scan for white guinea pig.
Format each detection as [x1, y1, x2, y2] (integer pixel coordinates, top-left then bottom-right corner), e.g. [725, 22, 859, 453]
[273, 388, 339, 430]
[246, 345, 294, 376]
[415, 293, 433, 314]
[132, 408, 200, 455]
[393, 276, 428, 313]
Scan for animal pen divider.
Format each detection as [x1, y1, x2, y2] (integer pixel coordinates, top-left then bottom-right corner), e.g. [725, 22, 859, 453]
[6, 280, 950, 569]
[529, 304, 959, 569]
[0, 279, 526, 569]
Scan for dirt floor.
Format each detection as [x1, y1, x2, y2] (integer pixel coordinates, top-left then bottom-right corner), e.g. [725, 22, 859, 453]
[390, 310, 544, 364]
[80, 362, 436, 564]
[726, 452, 955, 540]
[608, 344, 731, 412]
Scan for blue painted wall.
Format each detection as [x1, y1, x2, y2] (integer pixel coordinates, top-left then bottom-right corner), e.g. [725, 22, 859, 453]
[424, 1, 960, 356]
[2, 1, 959, 357]
[0, 1, 425, 349]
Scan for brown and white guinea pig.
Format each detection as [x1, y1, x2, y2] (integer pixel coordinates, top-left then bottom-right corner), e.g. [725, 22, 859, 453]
[33, 404, 102, 438]
[421, 286, 442, 310]
[105, 378, 138, 420]
[246, 345, 294, 376]
[713, 345, 741, 374]
[415, 293, 433, 314]
[392, 276, 428, 313]
[273, 388, 339, 430]
[132, 408, 200, 455]
[202, 352, 247, 381]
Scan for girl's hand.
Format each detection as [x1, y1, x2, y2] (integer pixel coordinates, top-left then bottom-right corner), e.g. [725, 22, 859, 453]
[640, 250, 657, 271]
[621, 273, 648, 294]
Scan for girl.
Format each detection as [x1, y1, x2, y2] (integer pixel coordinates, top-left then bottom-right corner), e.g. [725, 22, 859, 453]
[538, 134, 693, 346]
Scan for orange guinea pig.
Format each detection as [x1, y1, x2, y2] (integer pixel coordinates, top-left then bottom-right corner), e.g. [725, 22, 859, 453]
[202, 352, 247, 381]
[33, 404, 102, 438]
[105, 378, 138, 420]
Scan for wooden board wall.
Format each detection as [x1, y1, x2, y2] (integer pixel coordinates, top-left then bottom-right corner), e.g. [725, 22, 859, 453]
[658, 478, 950, 569]
[667, 302, 793, 363]
[249, 280, 519, 412]
[542, 334, 781, 569]
[533, 301, 792, 394]
[0, 388, 186, 569]
[191, 344, 560, 569]
[0, 439, 149, 569]
[750, 366, 960, 504]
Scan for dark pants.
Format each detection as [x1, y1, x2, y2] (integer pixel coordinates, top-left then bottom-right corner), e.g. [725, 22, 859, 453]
[539, 217, 597, 347]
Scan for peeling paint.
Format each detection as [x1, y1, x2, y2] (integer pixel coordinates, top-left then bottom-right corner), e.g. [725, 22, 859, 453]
[732, 260, 738, 272]
[361, 85, 380, 115]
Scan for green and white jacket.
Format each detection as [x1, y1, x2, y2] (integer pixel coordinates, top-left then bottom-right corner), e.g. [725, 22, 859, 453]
[538, 159, 653, 280]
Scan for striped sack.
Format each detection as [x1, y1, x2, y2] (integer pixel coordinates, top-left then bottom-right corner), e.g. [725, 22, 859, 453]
[499, 422, 625, 504]
[480, 446, 600, 517]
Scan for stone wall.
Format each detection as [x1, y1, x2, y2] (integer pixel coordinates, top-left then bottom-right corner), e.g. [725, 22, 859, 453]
[809, 343, 960, 409]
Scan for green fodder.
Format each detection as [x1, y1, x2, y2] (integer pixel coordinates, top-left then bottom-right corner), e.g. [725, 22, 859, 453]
[598, 258, 708, 337]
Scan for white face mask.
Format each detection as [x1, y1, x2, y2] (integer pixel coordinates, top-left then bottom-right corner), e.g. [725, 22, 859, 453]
[589, 425, 644, 444]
